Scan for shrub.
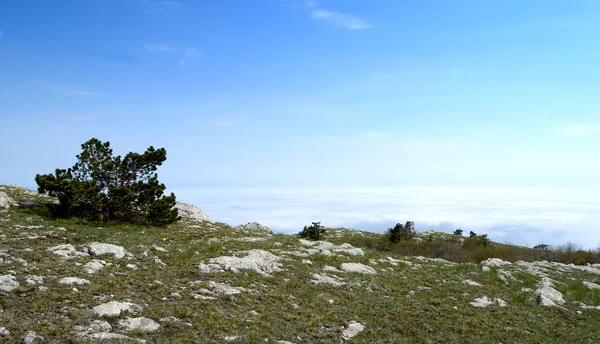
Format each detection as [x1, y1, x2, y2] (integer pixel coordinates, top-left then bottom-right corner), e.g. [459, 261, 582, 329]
[299, 221, 326, 240]
[463, 233, 490, 249]
[453, 229, 463, 236]
[469, 231, 477, 238]
[388, 221, 416, 243]
[35, 138, 179, 226]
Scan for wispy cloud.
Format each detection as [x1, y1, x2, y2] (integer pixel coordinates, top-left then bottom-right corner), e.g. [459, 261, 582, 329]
[305, 1, 371, 30]
[561, 123, 600, 137]
[145, 43, 173, 52]
[137, 0, 182, 12]
[20, 80, 104, 96]
[179, 48, 203, 65]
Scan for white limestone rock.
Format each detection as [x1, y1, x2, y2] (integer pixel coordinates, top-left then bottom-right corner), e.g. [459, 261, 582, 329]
[463, 279, 483, 287]
[92, 301, 143, 317]
[0, 275, 19, 292]
[342, 321, 365, 341]
[235, 222, 273, 234]
[199, 249, 283, 277]
[0, 327, 10, 337]
[23, 331, 44, 344]
[59, 277, 91, 285]
[118, 317, 161, 333]
[535, 278, 565, 306]
[0, 192, 15, 209]
[481, 258, 512, 267]
[175, 202, 213, 223]
[87, 243, 127, 259]
[310, 273, 345, 286]
[583, 281, 600, 290]
[208, 281, 248, 295]
[25, 275, 44, 286]
[47, 244, 90, 259]
[469, 296, 507, 308]
[340, 263, 377, 275]
[83, 259, 108, 274]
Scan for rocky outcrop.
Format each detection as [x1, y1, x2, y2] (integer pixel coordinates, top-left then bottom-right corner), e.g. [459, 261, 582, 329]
[92, 301, 143, 318]
[235, 222, 273, 234]
[118, 317, 161, 333]
[0, 275, 19, 292]
[342, 321, 365, 341]
[175, 202, 213, 223]
[199, 250, 283, 277]
[535, 278, 565, 306]
[0, 192, 16, 209]
[87, 243, 127, 259]
[340, 263, 377, 275]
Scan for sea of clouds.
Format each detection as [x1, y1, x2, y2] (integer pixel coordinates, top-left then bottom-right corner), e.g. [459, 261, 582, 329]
[172, 185, 600, 249]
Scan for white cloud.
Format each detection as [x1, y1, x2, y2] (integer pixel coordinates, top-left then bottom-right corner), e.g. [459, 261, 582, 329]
[179, 48, 204, 65]
[145, 43, 173, 52]
[309, 9, 372, 30]
[171, 185, 600, 248]
[561, 123, 600, 137]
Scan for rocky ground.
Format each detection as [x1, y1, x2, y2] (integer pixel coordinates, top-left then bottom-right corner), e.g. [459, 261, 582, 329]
[1, 185, 600, 343]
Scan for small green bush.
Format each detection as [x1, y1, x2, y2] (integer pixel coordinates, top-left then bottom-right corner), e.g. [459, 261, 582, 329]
[453, 229, 463, 236]
[299, 221, 326, 241]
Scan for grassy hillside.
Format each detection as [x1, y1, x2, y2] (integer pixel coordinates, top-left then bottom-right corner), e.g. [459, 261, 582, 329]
[1, 185, 600, 343]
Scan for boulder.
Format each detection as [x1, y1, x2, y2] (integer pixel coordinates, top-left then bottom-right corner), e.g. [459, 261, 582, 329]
[199, 249, 283, 277]
[48, 244, 90, 259]
[0, 192, 15, 209]
[118, 317, 161, 333]
[92, 301, 142, 318]
[342, 321, 365, 341]
[87, 243, 127, 259]
[235, 222, 273, 234]
[175, 202, 213, 223]
[481, 258, 512, 267]
[23, 331, 43, 344]
[340, 263, 377, 275]
[535, 278, 565, 306]
[0, 275, 19, 292]
[83, 260, 108, 274]
[59, 277, 90, 285]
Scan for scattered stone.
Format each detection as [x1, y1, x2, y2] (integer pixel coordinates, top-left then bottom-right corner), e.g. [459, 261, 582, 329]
[342, 321, 365, 341]
[299, 239, 364, 256]
[88, 332, 147, 343]
[323, 265, 342, 273]
[152, 245, 168, 253]
[235, 222, 273, 234]
[118, 317, 161, 333]
[535, 278, 565, 306]
[482, 266, 491, 272]
[0, 327, 10, 336]
[25, 275, 44, 285]
[0, 191, 15, 209]
[92, 301, 143, 317]
[469, 296, 506, 308]
[224, 335, 239, 342]
[340, 263, 377, 275]
[59, 277, 91, 285]
[23, 331, 44, 343]
[199, 250, 283, 277]
[583, 281, 600, 290]
[88, 243, 127, 259]
[497, 269, 517, 283]
[302, 259, 312, 265]
[209, 281, 248, 295]
[310, 273, 345, 286]
[153, 256, 167, 266]
[463, 279, 483, 287]
[481, 258, 511, 267]
[48, 244, 90, 259]
[0, 275, 19, 292]
[84, 259, 108, 274]
[126, 264, 138, 270]
[175, 202, 213, 223]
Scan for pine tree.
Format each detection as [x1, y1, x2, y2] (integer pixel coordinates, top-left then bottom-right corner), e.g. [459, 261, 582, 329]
[35, 138, 179, 226]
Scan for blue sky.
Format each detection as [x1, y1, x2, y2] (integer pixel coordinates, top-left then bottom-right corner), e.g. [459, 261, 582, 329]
[1, 1, 600, 245]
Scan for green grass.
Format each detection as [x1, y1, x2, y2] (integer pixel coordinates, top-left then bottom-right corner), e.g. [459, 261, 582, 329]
[3, 184, 600, 343]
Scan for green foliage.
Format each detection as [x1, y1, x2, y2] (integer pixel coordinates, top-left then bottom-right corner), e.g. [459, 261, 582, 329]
[299, 221, 326, 240]
[35, 138, 178, 226]
[463, 233, 490, 249]
[469, 231, 477, 237]
[453, 229, 463, 236]
[387, 221, 416, 243]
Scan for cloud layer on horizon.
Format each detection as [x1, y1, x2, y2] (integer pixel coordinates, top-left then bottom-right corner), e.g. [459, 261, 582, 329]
[172, 185, 600, 249]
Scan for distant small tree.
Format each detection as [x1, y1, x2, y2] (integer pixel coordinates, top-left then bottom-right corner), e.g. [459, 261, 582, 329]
[388, 221, 416, 243]
[299, 222, 326, 241]
[463, 233, 490, 248]
[469, 231, 477, 238]
[534, 244, 550, 250]
[453, 229, 463, 236]
[35, 138, 179, 226]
